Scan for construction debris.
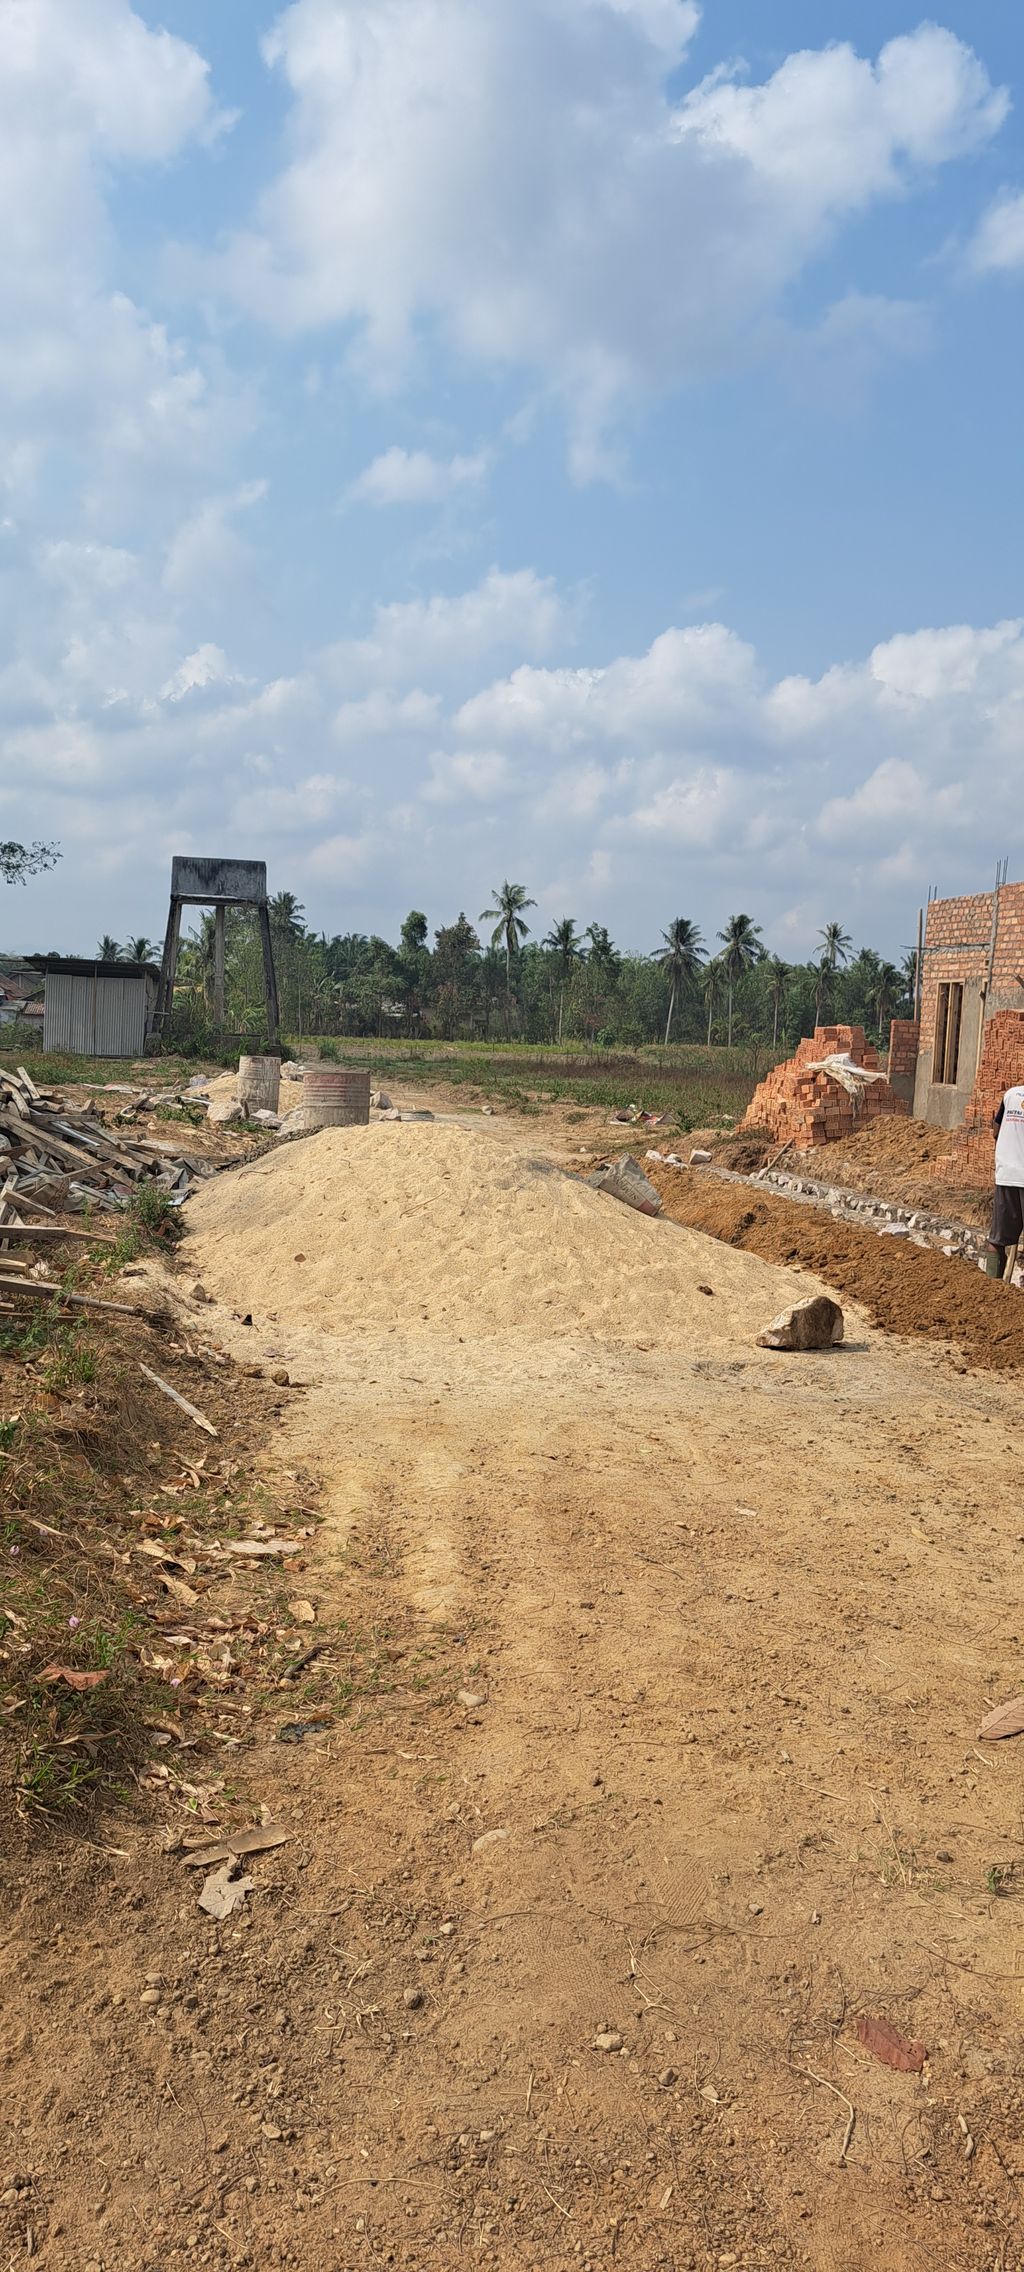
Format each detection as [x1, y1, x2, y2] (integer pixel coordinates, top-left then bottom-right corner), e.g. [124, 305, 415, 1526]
[138, 1362, 219, 1438]
[587, 1154, 663, 1216]
[0, 1064, 212, 1220]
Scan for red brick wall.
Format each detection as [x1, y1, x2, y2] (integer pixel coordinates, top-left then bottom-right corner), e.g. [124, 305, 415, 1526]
[919, 893, 992, 1058]
[742, 1025, 908, 1151]
[928, 1009, 1024, 1187]
[887, 1018, 919, 1084]
[920, 884, 1024, 1057]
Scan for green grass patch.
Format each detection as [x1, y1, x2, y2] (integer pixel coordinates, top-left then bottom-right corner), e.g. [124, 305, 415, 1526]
[292, 1036, 764, 1129]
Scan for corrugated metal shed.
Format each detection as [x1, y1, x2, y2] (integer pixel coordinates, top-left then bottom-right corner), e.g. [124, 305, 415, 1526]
[35, 961, 158, 1058]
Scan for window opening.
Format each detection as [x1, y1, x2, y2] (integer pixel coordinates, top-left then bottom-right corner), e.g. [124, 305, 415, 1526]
[934, 981, 963, 1085]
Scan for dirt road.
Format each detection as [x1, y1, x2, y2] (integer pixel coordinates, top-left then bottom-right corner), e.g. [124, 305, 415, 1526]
[5, 1120, 1024, 2271]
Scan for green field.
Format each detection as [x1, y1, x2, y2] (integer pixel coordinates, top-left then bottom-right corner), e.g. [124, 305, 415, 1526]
[1, 1038, 771, 1130]
[307, 1037, 769, 1128]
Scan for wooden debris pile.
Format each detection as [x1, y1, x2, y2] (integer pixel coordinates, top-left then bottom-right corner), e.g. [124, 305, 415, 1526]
[0, 1062, 213, 1225]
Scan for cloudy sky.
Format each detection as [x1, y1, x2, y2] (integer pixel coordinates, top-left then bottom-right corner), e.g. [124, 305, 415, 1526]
[2, 0, 1023, 961]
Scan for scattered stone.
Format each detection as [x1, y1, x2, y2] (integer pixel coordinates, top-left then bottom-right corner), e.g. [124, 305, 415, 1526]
[756, 1294, 844, 1352]
[472, 1828, 510, 1855]
[253, 1110, 283, 1128]
[140, 1989, 161, 2007]
[403, 1987, 424, 2010]
[689, 1148, 712, 1166]
[458, 1689, 486, 1709]
[271, 1369, 291, 1387]
[208, 1100, 244, 1125]
[191, 1282, 211, 1304]
[593, 2031, 624, 2054]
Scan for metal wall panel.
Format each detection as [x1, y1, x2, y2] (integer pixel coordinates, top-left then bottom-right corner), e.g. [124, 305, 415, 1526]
[42, 972, 154, 1057]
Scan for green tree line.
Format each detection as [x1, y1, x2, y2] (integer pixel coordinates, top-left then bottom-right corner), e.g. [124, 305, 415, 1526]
[145, 883, 912, 1054]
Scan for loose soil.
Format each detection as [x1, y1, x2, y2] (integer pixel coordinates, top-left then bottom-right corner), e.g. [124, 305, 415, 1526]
[706, 1117, 990, 1230]
[5, 1118, 1024, 2271]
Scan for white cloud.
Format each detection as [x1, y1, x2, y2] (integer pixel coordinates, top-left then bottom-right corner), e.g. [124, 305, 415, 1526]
[162, 483, 268, 600]
[424, 749, 511, 803]
[160, 645, 243, 703]
[344, 445, 491, 508]
[967, 190, 1024, 274]
[327, 567, 571, 691]
[7, 548, 1024, 955]
[0, 1, 241, 514]
[215, 6, 1005, 466]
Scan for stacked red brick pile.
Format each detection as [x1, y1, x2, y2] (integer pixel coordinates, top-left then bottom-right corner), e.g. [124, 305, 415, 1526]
[742, 1024, 909, 1152]
[929, 1010, 1024, 1186]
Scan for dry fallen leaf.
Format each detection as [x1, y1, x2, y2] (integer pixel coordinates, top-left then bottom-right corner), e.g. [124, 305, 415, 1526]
[288, 1598, 317, 1624]
[978, 1695, 1024, 1741]
[198, 1864, 254, 1920]
[855, 2015, 926, 2072]
[160, 1574, 200, 1608]
[38, 1665, 108, 1691]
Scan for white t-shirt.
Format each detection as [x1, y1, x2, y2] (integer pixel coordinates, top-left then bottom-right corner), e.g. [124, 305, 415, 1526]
[995, 1085, 1024, 1186]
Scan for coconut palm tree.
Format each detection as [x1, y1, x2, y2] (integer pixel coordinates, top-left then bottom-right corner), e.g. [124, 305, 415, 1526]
[717, 913, 764, 1046]
[480, 881, 536, 989]
[543, 917, 583, 1042]
[872, 959, 903, 1037]
[653, 917, 704, 1045]
[96, 934, 121, 961]
[124, 935, 153, 962]
[815, 919, 852, 1022]
[764, 955, 789, 1048]
[269, 891, 306, 941]
[703, 956, 724, 1047]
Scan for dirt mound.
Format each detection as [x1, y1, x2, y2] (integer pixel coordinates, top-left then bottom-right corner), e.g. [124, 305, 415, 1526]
[794, 1115, 989, 1224]
[648, 1163, 1024, 1373]
[184, 1122, 822, 1347]
[205, 1068, 305, 1115]
[706, 1126, 773, 1174]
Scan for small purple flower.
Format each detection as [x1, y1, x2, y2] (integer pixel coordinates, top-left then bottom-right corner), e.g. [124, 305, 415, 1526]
[68, 1616, 81, 1632]
[9, 1545, 18, 1558]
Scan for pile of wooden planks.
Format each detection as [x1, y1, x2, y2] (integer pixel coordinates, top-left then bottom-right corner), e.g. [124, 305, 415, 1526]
[0, 1064, 212, 1227]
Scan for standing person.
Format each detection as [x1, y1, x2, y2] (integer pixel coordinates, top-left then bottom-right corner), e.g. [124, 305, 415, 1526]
[987, 1080, 1024, 1278]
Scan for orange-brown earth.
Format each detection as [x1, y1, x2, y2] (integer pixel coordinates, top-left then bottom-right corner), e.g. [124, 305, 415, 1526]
[4, 1111, 1024, 2272]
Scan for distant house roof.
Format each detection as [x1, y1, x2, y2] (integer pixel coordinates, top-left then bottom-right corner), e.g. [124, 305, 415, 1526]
[27, 956, 160, 981]
[0, 969, 44, 1000]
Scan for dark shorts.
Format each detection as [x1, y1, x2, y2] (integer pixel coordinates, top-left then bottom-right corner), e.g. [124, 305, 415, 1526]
[990, 1186, 1024, 1247]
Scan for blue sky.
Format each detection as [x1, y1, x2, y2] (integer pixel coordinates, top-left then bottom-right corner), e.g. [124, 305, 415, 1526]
[2, 0, 1023, 963]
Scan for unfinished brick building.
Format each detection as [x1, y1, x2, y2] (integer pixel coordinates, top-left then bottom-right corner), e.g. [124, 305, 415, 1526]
[913, 880, 1024, 1187]
[914, 883, 1024, 1127]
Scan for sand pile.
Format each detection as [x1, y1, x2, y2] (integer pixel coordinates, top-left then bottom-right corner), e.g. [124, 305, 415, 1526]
[184, 1122, 819, 1346]
[205, 1069, 306, 1116]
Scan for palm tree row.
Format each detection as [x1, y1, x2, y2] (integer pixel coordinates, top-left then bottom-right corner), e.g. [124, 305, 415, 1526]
[96, 934, 155, 962]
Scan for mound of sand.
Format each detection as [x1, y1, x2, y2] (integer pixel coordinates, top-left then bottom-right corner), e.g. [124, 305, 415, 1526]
[184, 1122, 825, 1347]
